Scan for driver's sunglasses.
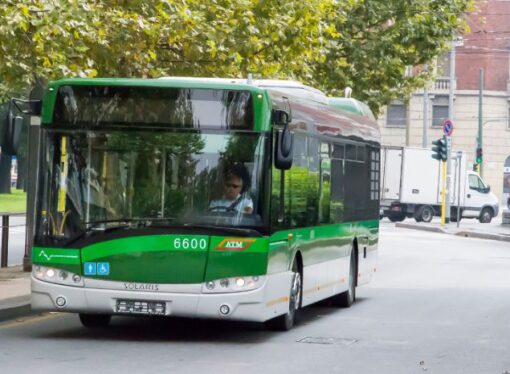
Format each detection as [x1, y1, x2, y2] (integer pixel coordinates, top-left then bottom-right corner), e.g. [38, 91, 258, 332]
[226, 183, 241, 189]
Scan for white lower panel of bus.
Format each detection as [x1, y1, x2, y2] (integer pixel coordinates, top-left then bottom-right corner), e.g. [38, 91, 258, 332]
[31, 271, 293, 323]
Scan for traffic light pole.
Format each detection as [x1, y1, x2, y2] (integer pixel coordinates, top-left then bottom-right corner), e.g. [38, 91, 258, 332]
[445, 39, 456, 224]
[440, 160, 447, 225]
[445, 136, 452, 223]
[478, 68, 484, 178]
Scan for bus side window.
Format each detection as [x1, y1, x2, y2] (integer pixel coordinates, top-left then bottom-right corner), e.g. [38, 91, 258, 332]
[306, 137, 320, 226]
[319, 158, 331, 224]
[289, 133, 308, 227]
[330, 158, 345, 222]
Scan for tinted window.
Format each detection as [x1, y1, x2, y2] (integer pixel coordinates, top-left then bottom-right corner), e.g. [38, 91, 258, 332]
[53, 86, 254, 129]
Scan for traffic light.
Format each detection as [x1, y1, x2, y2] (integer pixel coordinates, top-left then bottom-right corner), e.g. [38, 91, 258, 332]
[475, 147, 483, 164]
[431, 137, 447, 161]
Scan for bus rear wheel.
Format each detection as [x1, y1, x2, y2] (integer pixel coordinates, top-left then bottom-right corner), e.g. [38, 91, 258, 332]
[79, 313, 112, 328]
[332, 249, 356, 307]
[266, 263, 302, 331]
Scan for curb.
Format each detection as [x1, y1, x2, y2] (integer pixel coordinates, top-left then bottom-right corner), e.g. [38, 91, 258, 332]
[0, 295, 33, 323]
[395, 223, 447, 234]
[454, 231, 510, 242]
[395, 223, 510, 243]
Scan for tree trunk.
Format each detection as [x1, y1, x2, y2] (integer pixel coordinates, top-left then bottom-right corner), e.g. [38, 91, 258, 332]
[0, 153, 12, 194]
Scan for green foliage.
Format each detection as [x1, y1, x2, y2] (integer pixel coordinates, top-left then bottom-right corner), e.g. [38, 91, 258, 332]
[0, 0, 474, 113]
[0, 189, 27, 213]
[312, 0, 475, 112]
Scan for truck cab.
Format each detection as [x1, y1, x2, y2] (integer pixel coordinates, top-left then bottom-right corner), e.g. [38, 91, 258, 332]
[461, 171, 499, 222]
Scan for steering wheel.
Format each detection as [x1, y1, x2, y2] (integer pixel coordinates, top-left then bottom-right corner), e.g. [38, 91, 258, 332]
[207, 206, 237, 213]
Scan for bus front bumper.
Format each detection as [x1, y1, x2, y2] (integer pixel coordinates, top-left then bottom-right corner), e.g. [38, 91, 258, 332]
[31, 272, 292, 323]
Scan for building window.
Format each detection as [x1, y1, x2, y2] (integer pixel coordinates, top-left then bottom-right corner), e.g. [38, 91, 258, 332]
[436, 53, 450, 77]
[386, 102, 406, 127]
[432, 95, 449, 127]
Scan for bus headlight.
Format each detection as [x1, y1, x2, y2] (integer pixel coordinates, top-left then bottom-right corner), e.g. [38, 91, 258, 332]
[202, 275, 265, 293]
[32, 265, 84, 287]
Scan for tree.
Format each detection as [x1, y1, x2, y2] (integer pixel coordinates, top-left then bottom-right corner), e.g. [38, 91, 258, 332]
[311, 0, 475, 112]
[0, 103, 12, 194]
[0, 0, 474, 112]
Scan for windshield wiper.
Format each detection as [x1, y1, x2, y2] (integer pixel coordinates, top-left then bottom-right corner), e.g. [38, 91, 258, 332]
[179, 223, 263, 237]
[65, 217, 179, 246]
[64, 219, 144, 246]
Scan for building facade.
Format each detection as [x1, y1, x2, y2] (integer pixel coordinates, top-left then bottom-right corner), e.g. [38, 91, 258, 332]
[378, 0, 510, 203]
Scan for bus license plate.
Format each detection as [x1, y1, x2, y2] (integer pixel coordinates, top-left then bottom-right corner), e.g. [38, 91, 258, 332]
[116, 299, 166, 315]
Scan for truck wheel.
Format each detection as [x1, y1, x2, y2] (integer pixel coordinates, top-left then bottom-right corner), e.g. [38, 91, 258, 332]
[479, 207, 493, 223]
[413, 208, 423, 222]
[417, 205, 434, 223]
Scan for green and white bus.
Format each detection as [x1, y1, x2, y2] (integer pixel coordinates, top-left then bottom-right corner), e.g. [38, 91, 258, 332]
[27, 77, 380, 330]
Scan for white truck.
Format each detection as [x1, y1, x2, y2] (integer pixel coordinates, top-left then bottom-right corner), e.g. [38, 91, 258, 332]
[380, 146, 499, 223]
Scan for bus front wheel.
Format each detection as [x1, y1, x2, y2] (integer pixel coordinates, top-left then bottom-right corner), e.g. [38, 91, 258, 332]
[79, 313, 112, 328]
[266, 263, 302, 331]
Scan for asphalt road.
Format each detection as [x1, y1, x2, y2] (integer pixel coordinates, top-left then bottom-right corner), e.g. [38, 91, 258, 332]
[1, 223, 510, 373]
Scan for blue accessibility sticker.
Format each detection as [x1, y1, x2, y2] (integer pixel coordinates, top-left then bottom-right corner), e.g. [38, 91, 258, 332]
[97, 262, 110, 276]
[84, 262, 97, 276]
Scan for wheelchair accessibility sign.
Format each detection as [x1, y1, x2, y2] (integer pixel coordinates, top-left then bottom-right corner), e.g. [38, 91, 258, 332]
[97, 263, 110, 275]
[84, 262, 110, 276]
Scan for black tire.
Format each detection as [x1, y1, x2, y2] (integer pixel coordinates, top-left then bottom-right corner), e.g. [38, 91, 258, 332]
[388, 213, 405, 222]
[266, 262, 302, 331]
[479, 207, 493, 223]
[417, 205, 434, 223]
[332, 249, 356, 307]
[79, 313, 112, 328]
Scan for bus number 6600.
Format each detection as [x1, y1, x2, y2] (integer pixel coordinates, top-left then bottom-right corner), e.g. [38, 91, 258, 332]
[173, 238, 207, 250]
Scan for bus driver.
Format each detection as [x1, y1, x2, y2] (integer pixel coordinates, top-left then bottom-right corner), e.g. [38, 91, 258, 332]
[209, 165, 253, 214]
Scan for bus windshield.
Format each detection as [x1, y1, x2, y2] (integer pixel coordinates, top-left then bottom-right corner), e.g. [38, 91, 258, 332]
[36, 130, 269, 245]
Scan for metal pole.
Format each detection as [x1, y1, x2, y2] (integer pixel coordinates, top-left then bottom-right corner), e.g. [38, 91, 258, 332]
[457, 152, 461, 227]
[445, 40, 456, 224]
[422, 64, 429, 148]
[441, 161, 446, 226]
[1, 215, 9, 268]
[23, 116, 41, 271]
[405, 99, 411, 147]
[478, 68, 484, 178]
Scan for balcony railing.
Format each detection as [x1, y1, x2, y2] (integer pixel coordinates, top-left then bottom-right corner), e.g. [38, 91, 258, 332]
[434, 77, 450, 90]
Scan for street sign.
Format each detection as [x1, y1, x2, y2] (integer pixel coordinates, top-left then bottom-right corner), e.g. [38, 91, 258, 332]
[442, 119, 454, 136]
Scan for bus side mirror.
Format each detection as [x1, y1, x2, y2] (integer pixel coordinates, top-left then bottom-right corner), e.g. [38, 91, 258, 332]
[483, 185, 491, 193]
[274, 126, 293, 170]
[272, 109, 291, 125]
[2, 111, 23, 156]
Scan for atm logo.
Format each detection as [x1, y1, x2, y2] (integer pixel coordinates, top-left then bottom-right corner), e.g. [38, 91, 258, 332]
[215, 238, 256, 251]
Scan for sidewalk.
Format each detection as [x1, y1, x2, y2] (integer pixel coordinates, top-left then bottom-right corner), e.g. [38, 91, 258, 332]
[0, 265, 32, 322]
